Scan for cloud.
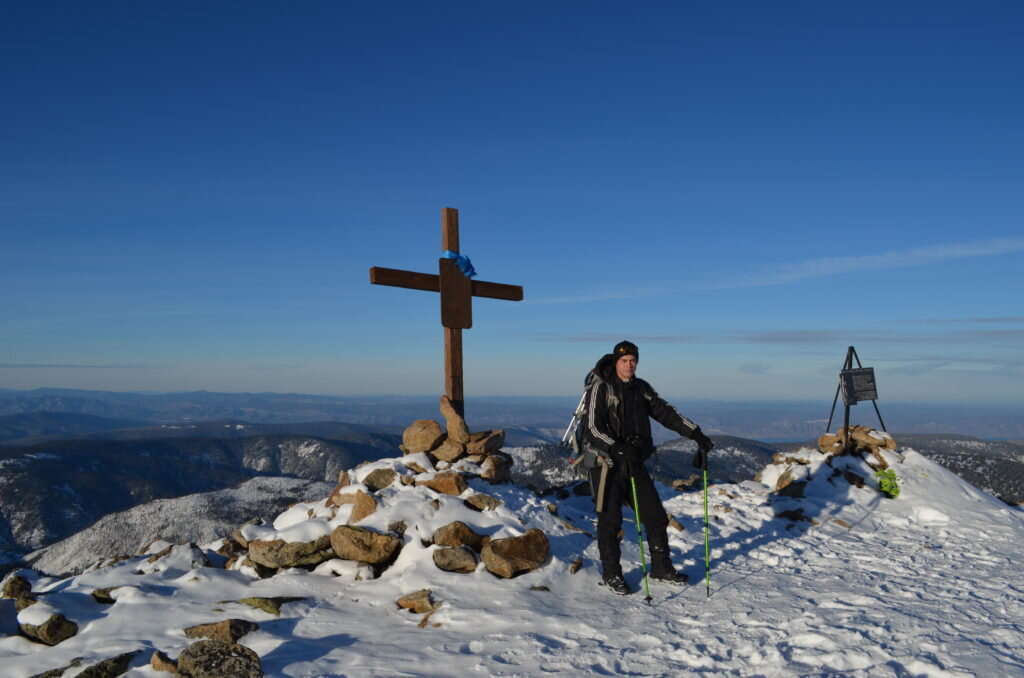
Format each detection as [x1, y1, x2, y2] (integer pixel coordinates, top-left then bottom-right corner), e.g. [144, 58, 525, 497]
[708, 237, 1024, 289]
[907, 316, 1024, 325]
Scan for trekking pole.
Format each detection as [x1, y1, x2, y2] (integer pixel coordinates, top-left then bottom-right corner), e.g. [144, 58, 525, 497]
[702, 466, 711, 598]
[630, 475, 653, 604]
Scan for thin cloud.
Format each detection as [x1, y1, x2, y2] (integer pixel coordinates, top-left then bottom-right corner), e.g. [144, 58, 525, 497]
[523, 288, 665, 305]
[0, 363, 161, 369]
[709, 237, 1024, 289]
[907, 316, 1024, 325]
[532, 334, 702, 343]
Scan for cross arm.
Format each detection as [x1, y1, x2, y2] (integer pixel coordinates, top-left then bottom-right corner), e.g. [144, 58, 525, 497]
[369, 267, 523, 302]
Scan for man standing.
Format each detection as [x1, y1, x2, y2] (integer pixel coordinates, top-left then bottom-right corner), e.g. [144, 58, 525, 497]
[579, 340, 714, 595]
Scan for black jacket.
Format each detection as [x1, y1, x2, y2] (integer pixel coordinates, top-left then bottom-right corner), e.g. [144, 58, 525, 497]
[581, 353, 699, 463]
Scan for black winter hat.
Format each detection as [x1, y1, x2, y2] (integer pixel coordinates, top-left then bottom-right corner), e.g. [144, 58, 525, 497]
[613, 340, 639, 360]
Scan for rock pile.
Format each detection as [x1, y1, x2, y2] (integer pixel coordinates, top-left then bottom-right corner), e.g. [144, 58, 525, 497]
[0, 396, 553, 675]
[756, 426, 902, 499]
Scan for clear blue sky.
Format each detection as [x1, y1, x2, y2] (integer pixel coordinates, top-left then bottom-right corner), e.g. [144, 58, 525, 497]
[2, 1, 1022, 405]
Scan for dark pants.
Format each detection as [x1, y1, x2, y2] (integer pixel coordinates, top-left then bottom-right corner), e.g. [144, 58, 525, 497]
[589, 462, 670, 574]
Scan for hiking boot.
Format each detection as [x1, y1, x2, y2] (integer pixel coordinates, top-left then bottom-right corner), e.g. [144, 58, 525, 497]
[650, 567, 689, 584]
[600, 572, 632, 595]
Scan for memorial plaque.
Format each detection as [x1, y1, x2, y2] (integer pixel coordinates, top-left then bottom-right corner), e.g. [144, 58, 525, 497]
[840, 367, 878, 406]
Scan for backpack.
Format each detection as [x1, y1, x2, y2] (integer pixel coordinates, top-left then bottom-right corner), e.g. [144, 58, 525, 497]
[561, 371, 604, 476]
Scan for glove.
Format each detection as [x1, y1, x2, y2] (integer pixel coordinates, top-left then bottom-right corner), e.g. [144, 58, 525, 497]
[609, 441, 643, 476]
[690, 428, 714, 470]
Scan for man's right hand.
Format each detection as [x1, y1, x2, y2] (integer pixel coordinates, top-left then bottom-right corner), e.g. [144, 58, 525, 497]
[690, 428, 714, 470]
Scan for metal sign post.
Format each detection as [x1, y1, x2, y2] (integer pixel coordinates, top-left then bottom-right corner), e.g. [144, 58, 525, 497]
[825, 346, 887, 452]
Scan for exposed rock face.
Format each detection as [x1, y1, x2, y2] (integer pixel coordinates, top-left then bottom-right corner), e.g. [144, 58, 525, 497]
[396, 589, 438, 614]
[481, 453, 513, 484]
[184, 619, 260, 644]
[74, 650, 140, 677]
[466, 430, 505, 456]
[247, 535, 334, 569]
[363, 468, 397, 492]
[402, 420, 444, 454]
[432, 438, 466, 463]
[415, 471, 468, 496]
[481, 529, 550, 579]
[433, 546, 478, 573]
[330, 526, 402, 565]
[348, 490, 379, 524]
[2, 574, 31, 599]
[20, 613, 79, 645]
[439, 395, 471, 445]
[151, 649, 178, 673]
[432, 521, 486, 552]
[464, 493, 502, 512]
[177, 640, 263, 678]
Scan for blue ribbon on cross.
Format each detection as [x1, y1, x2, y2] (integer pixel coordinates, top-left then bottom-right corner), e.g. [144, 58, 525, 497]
[441, 250, 477, 279]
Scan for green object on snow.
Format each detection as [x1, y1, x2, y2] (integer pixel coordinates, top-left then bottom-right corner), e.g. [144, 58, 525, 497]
[876, 469, 900, 499]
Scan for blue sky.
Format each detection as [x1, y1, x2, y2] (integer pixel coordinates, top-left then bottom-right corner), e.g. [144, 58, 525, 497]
[2, 1, 1022, 405]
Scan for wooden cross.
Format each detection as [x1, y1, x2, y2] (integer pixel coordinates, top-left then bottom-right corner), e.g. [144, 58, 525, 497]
[369, 207, 523, 417]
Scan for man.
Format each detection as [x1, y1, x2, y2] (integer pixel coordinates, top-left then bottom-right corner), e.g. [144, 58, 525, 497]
[579, 340, 714, 595]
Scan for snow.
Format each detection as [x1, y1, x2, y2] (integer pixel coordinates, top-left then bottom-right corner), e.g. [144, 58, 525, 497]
[2, 445, 1023, 677]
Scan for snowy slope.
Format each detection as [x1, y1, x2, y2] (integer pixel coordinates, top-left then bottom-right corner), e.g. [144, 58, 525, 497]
[2, 446, 1022, 677]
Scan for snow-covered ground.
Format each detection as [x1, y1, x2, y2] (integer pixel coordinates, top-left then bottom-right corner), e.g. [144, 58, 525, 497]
[2, 447, 1022, 677]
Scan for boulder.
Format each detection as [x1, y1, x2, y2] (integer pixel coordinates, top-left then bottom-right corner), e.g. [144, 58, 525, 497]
[184, 619, 260, 644]
[20, 613, 78, 646]
[177, 640, 262, 678]
[396, 589, 438, 614]
[151, 650, 178, 673]
[247, 535, 334, 569]
[415, 471, 468, 496]
[466, 430, 505, 456]
[362, 468, 397, 492]
[480, 453, 513, 484]
[348, 490, 379, 524]
[464, 493, 502, 512]
[74, 650, 140, 677]
[439, 395, 471, 444]
[433, 547, 478, 573]
[91, 587, 124, 605]
[330, 526, 402, 565]
[16, 594, 38, 612]
[432, 438, 466, 463]
[403, 420, 444, 454]
[2, 574, 31, 599]
[432, 521, 486, 552]
[28, 657, 83, 677]
[481, 529, 550, 579]
[233, 597, 305, 616]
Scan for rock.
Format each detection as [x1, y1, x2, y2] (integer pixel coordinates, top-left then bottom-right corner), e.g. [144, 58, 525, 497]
[464, 493, 502, 512]
[388, 520, 408, 536]
[330, 526, 403, 564]
[396, 589, 438, 614]
[348, 490, 379, 524]
[2, 574, 31, 599]
[28, 657, 83, 677]
[569, 557, 583, 574]
[668, 517, 684, 532]
[433, 546, 478, 573]
[184, 619, 260, 644]
[363, 468, 397, 492]
[432, 438, 466, 463]
[151, 650, 178, 673]
[843, 470, 866, 488]
[466, 429, 505, 456]
[481, 529, 550, 579]
[75, 650, 140, 677]
[480, 453, 513, 484]
[231, 519, 263, 548]
[439, 395, 471, 444]
[416, 471, 468, 496]
[247, 535, 334, 569]
[16, 594, 38, 611]
[403, 420, 444, 454]
[233, 597, 305, 616]
[216, 539, 246, 558]
[777, 481, 806, 498]
[432, 521, 487, 552]
[21, 613, 78, 646]
[91, 587, 124, 605]
[177, 640, 262, 678]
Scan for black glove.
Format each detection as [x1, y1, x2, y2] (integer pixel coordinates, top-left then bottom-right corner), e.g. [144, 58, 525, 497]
[690, 428, 714, 470]
[609, 441, 643, 476]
